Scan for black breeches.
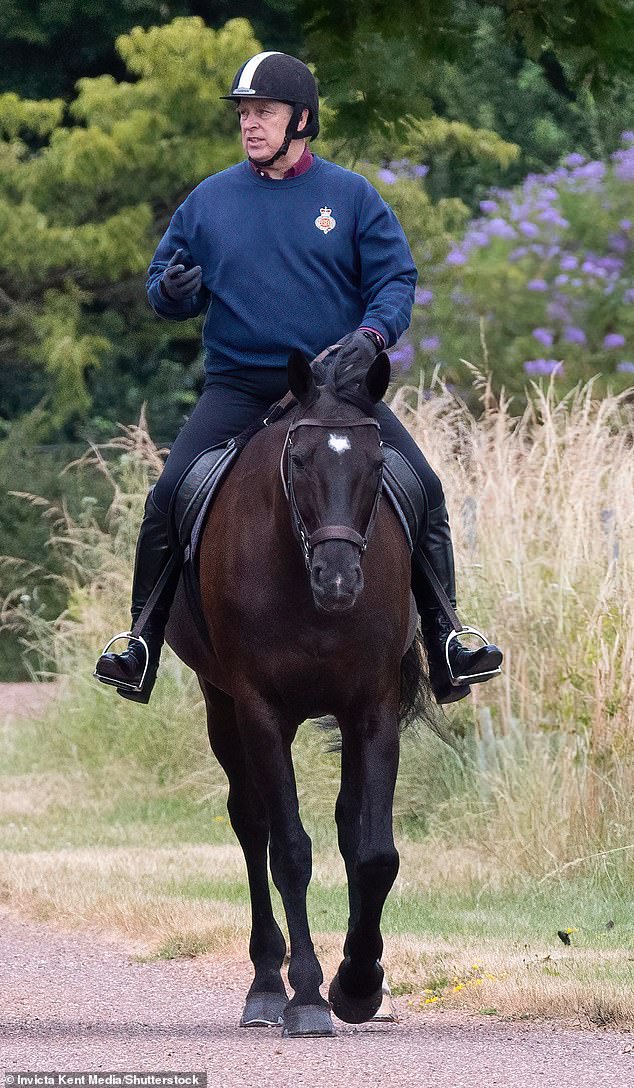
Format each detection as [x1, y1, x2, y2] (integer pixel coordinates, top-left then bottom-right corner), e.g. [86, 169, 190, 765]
[153, 370, 444, 515]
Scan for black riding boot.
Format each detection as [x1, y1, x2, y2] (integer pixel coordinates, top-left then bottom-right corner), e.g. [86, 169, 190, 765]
[413, 500, 503, 705]
[94, 490, 180, 704]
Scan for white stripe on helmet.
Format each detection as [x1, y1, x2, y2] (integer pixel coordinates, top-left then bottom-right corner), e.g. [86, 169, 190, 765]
[234, 51, 284, 95]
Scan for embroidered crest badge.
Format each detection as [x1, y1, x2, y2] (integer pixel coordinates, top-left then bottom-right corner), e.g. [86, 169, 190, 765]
[315, 206, 336, 234]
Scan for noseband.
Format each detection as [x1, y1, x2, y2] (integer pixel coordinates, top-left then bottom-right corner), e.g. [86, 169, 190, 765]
[281, 416, 384, 572]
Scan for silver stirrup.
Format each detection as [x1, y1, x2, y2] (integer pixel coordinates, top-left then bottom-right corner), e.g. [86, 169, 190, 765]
[445, 626, 502, 687]
[93, 632, 149, 692]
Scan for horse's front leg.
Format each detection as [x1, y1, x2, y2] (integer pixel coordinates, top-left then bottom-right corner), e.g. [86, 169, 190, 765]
[236, 692, 334, 1038]
[329, 701, 400, 1024]
[200, 681, 288, 1027]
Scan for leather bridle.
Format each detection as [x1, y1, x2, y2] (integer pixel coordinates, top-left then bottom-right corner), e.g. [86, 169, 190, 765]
[281, 416, 384, 572]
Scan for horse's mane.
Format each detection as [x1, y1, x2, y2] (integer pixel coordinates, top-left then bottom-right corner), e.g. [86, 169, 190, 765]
[312, 350, 378, 414]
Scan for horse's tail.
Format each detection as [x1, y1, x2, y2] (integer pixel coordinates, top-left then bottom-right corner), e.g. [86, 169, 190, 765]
[399, 629, 434, 733]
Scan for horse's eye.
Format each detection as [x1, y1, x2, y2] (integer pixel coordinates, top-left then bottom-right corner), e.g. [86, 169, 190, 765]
[292, 455, 304, 470]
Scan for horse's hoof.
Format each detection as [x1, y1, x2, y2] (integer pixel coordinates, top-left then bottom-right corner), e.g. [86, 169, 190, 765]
[240, 992, 287, 1027]
[328, 973, 383, 1024]
[282, 1003, 335, 1037]
[371, 979, 397, 1023]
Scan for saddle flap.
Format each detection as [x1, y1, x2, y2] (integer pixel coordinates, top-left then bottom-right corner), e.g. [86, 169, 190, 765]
[169, 439, 241, 554]
[382, 444, 428, 551]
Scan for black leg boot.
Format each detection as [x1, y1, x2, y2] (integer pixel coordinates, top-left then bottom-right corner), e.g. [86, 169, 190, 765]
[94, 490, 181, 704]
[413, 500, 503, 705]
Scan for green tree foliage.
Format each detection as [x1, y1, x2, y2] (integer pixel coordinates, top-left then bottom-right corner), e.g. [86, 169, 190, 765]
[424, 10, 634, 206]
[0, 17, 261, 440]
[0, 2, 298, 100]
[271, 1, 634, 169]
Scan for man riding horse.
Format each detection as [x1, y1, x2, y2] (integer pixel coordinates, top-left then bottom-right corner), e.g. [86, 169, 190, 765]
[95, 51, 502, 705]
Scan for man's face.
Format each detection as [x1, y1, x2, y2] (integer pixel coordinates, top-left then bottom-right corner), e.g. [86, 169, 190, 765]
[237, 98, 303, 161]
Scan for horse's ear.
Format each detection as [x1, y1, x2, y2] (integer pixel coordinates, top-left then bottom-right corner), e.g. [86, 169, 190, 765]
[287, 350, 317, 406]
[365, 351, 391, 403]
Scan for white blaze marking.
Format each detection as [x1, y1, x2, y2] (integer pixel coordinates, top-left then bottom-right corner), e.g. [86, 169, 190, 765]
[328, 433, 351, 454]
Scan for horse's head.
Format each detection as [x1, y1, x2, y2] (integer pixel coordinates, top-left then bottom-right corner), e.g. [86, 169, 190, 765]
[284, 347, 391, 613]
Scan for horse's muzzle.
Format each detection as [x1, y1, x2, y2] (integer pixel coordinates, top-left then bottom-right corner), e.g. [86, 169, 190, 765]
[310, 542, 364, 612]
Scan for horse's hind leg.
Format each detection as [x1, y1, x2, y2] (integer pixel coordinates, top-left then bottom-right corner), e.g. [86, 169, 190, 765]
[329, 701, 400, 1024]
[200, 680, 288, 1027]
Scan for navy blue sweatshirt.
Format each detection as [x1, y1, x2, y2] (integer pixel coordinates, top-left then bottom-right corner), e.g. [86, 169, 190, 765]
[147, 155, 417, 374]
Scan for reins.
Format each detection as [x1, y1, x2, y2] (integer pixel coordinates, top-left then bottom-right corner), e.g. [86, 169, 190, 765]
[282, 416, 384, 572]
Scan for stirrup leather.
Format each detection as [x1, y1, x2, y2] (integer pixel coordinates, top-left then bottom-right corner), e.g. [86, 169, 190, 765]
[445, 626, 502, 687]
[93, 632, 150, 693]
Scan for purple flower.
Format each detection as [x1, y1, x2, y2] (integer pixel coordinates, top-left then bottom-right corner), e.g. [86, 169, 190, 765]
[413, 164, 429, 177]
[527, 278, 548, 292]
[414, 287, 434, 305]
[547, 300, 569, 321]
[446, 249, 467, 266]
[560, 254, 577, 271]
[564, 152, 585, 168]
[467, 230, 490, 248]
[377, 168, 397, 184]
[535, 186, 558, 204]
[519, 220, 539, 237]
[537, 207, 569, 228]
[621, 132, 634, 145]
[523, 359, 564, 376]
[554, 274, 569, 286]
[563, 326, 587, 345]
[486, 217, 516, 239]
[603, 333, 626, 349]
[480, 199, 498, 214]
[617, 361, 634, 373]
[608, 233, 628, 255]
[612, 149, 634, 182]
[623, 287, 634, 304]
[620, 219, 632, 232]
[389, 343, 415, 369]
[571, 161, 606, 181]
[420, 336, 441, 352]
[509, 246, 529, 261]
[532, 327, 554, 347]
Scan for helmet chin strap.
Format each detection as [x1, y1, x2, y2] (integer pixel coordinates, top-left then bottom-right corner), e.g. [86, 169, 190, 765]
[248, 102, 306, 170]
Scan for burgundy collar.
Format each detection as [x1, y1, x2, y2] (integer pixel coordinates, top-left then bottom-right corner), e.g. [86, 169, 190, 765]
[250, 145, 313, 180]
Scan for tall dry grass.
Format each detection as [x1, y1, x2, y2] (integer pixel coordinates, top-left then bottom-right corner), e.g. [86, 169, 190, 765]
[393, 373, 634, 881]
[2, 379, 633, 885]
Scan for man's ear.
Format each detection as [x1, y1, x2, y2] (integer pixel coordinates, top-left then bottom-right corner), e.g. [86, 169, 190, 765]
[288, 350, 317, 405]
[297, 108, 309, 133]
[365, 351, 391, 403]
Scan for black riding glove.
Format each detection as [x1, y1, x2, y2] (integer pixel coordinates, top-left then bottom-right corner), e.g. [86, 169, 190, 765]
[160, 248, 203, 301]
[337, 329, 382, 369]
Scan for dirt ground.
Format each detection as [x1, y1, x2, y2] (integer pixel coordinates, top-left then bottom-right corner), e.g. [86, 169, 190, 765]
[0, 909, 631, 1087]
[0, 681, 58, 722]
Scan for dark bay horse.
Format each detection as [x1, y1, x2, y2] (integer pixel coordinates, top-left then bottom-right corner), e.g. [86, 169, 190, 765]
[166, 349, 430, 1036]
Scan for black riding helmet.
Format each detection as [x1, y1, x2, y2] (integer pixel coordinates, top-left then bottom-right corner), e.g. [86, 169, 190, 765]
[221, 52, 319, 168]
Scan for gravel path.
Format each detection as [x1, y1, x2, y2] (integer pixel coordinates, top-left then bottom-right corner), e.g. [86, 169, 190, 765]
[0, 911, 631, 1087]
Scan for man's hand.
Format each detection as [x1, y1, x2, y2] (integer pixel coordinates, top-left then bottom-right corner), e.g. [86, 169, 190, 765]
[337, 329, 381, 369]
[160, 248, 203, 301]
